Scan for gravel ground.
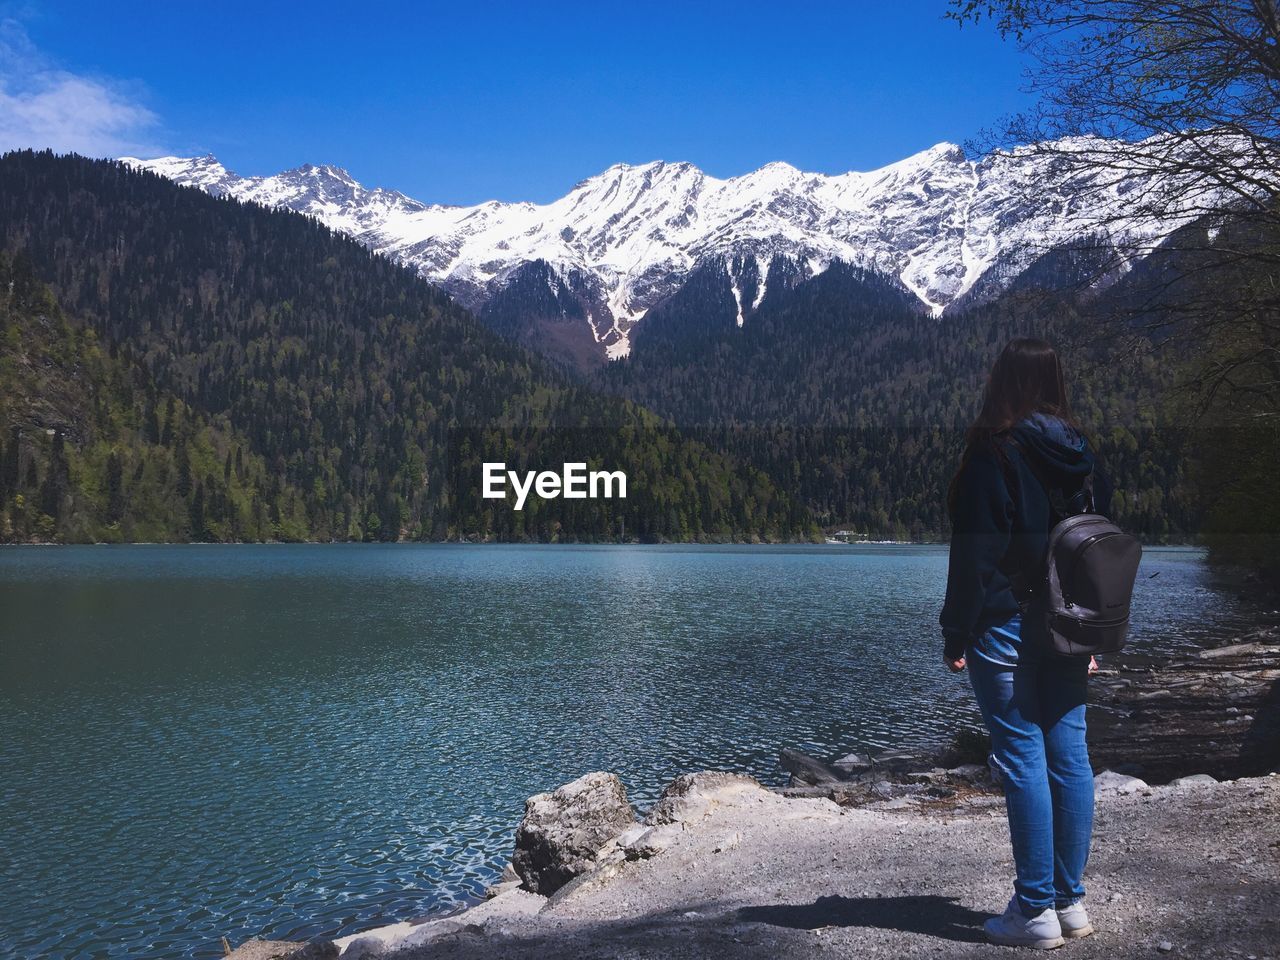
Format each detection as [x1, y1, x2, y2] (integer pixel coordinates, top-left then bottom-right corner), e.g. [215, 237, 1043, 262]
[379, 772, 1279, 960]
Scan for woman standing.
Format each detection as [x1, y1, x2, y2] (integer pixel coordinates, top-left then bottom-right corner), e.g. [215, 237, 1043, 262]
[941, 337, 1110, 949]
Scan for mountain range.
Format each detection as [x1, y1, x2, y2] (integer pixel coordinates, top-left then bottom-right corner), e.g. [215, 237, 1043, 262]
[1, 150, 1204, 544]
[121, 140, 1196, 366]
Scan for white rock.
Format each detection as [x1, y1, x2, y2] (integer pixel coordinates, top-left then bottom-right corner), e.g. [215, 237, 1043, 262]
[1169, 774, 1218, 788]
[614, 824, 650, 847]
[713, 831, 742, 853]
[619, 824, 681, 860]
[1094, 770, 1149, 794]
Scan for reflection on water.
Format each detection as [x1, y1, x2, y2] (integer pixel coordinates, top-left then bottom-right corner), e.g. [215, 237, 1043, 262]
[0, 544, 1249, 958]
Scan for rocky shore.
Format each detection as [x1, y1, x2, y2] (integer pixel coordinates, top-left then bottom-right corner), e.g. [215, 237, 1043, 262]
[227, 628, 1280, 960]
[772, 624, 1280, 810]
[1090, 627, 1280, 782]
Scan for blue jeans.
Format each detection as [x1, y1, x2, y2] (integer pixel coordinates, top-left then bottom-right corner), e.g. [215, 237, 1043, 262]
[967, 613, 1094, 917]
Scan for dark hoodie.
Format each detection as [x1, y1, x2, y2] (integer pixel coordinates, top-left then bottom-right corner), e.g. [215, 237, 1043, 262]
[940, 413, 1112, 660]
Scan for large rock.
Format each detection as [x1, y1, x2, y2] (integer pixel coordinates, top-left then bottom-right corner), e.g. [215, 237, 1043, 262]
[646, 771, 765, 825]
[512, 772, 637, 895]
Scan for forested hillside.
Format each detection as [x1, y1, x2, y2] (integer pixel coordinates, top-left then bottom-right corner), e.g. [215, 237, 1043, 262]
[597, 254, 1198, 542]
[0, 253, 309, 542]
[0, 150, 807, 543]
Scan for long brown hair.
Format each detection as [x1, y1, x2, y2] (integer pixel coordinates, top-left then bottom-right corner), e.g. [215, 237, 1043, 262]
[948, 337, 1076, 514]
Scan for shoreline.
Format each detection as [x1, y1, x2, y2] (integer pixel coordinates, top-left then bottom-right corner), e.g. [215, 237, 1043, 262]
[246, 773, 1280, 960]
[224, 620, 1280, 959]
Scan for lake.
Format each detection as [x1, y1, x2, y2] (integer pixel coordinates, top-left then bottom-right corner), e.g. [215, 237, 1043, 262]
[0, 544, 1253, 959]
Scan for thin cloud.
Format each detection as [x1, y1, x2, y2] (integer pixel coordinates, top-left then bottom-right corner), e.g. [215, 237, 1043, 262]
[0, 20, 163, 157]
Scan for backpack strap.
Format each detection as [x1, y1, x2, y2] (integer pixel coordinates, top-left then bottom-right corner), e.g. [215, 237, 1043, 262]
[1002, 436, 1097, 610]
[1078, 472, 1097, 514]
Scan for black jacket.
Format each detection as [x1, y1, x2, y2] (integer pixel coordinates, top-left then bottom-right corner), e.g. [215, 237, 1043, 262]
[940, 413, 1112, 660]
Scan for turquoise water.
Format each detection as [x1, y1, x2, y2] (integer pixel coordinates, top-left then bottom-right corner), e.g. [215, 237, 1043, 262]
[0, 544, 1246, 958]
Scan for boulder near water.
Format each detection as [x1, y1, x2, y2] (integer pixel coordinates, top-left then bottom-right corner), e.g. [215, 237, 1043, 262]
[511, 772, 637, 894]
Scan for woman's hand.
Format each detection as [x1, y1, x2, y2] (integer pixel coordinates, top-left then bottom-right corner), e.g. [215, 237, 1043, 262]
[944, 654, 967, 673]
[1088, 656, 1099, 675]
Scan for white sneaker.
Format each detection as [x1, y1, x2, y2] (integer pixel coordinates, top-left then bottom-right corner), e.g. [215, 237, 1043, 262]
[1056, 900, 1094, 938]
[984, 896, 1066, 949]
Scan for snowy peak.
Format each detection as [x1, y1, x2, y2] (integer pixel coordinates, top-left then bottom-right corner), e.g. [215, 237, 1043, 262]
[121, 154, 431, 238]
[125, 154, 236, 192]
[122, 140, 1193, 362]
[288, 162, 354, 180]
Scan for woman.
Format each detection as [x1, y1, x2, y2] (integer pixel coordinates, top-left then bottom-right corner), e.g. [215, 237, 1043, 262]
[940, 337, 1110, 950]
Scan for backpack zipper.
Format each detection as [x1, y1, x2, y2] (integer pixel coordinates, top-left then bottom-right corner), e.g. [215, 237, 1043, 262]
[1052, 612, 1128, 627]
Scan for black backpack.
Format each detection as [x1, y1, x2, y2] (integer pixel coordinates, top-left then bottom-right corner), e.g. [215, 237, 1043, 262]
[1011, 440, 1143, 658]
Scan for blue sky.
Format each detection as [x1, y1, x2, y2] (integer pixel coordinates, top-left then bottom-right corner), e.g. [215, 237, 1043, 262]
[0, 1, 1034, 204]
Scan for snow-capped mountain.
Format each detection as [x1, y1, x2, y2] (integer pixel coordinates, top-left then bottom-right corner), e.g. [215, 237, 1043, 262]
[121, 142, 1189, 362]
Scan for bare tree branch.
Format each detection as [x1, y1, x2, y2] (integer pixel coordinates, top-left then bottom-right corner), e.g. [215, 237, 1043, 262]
[951, 0, 1280, 412]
